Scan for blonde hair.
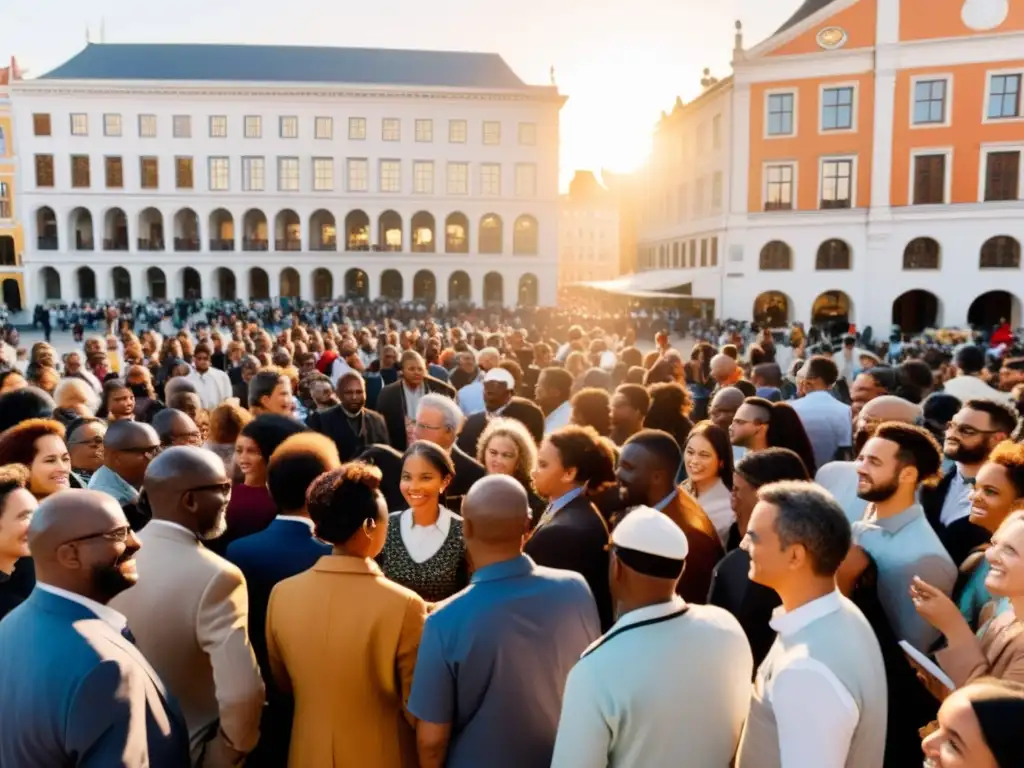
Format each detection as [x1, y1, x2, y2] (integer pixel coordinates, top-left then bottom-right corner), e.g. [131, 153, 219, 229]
[477, 417, 538, 487]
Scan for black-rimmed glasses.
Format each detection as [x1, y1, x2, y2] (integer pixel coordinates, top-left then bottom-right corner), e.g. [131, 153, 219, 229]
[63, 525, 133, 546]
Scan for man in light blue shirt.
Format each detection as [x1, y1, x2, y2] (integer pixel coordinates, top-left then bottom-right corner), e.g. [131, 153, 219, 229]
[790, 356, 851, 470]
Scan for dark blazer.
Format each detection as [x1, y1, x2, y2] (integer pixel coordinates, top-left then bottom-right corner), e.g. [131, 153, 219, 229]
[307, 405, 390, 461]
[445, 446, 487, 514]
[232, 380, 249, 409]
[376, 376, 457, 451]
[0, 589, 190, 767]
[921, 471, 991, 567]
[655, 485, 725, 604]
[524, 494, 613, 630]
[707, 547, 781, 668]
[456, 398, 546, 457]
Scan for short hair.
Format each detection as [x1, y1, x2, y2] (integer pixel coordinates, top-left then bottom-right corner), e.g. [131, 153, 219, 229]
[539, 367, 574, 400]
[193, 342, 212, 357]
[417, 392, 464, 433]
[735, 447, 810, 488]
[306, 462, 384, 545]
[336, 371, 364, 390]
[0, 464, 30, 512]
[625, 366, 646, 385]
[403, 440, 456, 479]
[209, 402, 254, 445]
[268, 433, 342, 512]
[986, 441, 1024, 499]
[0, 388, 56, 433]
[400, 349, 425, 369]
[721, 344, 739, 360]
[964, 399, 1020, 437]
[615, 384, 651, 417]
[151, 409, 192, 445]
[571, 388, 612, 437]
[623, 428, 683, 478]
[956, 344, 986, 375]
[477, 417, 538, 486]
[239, 414, 309, 462]
[53, 377, 100, 414]
[620, 347, 643, 368]
[757, 480, 852, 577]
[872, 422, 943, 484]
[0, 418, 66, 467]
[752, 363, 783, 388]
[547, 425, 616, 493]
[65, 416, 104, 444]
[248, 369, 285, 409]
[804, 355, 839, 387]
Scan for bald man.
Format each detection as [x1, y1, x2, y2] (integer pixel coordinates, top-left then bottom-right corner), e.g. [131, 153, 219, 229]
[709, 386, 747, 433]
[152, 408, 202, 448]
[409, 475, 600, 768]
[88, 421, 161, 528]
[0, 490, 190, 767]
[110, 448, 264, 768]
[710, 356, 756, 400]
[816, 395, 924, 524]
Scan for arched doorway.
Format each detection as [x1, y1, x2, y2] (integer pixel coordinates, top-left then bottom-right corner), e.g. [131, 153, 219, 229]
[242, 210, 268, 250]
[174, 208, 200, 251]
[215, 268, 237, 301]
[411, 212, 436, 253]
[70, 207, 94, 250]
[513, 215, 538, 255]
[811, 290, 852, 329]
[968, 291, 1019, 329]
[275, 209, 301, 251]
[313, 268, 334, 300]
[36, 206, 58, 250]
[345, 210, 369, 251]
[752, 291, 791, 327]
[250, 268, 270, 300]
[103, 208, 128, 251]
[448, 271, 471, 303]
[208, 208, 233, 251]
[182, 267, 201, 299]
[413, 270, 436, 303]
[518, 274, 539, 306]
[344, 269, 368, 300]
[40, 267, 61, 301]
[381, 270, 403, 301]
[280, 268, 300, 298]
[479, 214, 503, 254]
[77, 267, 97, 301]
[378, 211, 403, 251]
[111, 267, 131, 300]
[139, 208, 165, 251]
[484, 272, 504, 306]
[2, 279, 21, 311]
[309, 210, 336, 251]
[445, 213, 469, 253]
[147, 267, 166, 300]
[892, 290, 939, 334]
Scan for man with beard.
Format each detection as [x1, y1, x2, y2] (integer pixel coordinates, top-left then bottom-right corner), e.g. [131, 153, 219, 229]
[110, 447, 265, 768]
[815, 396, 922, 524]
[307, 372, 389, 461]
[849, 422, 957, 651]
[0, 490, 190, 767]
[921, 399, 1019, 566]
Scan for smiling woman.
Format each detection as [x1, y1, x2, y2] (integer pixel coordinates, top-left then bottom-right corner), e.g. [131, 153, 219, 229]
[0, 419, 71, 500]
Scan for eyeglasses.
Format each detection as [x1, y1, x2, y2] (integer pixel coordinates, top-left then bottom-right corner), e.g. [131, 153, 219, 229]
[120, 445, 162, 458]
[63, 525, 133, 546]
[69, 436, 104, 447]
[945, 422, 999, 439]
[183, 482, 232, 496]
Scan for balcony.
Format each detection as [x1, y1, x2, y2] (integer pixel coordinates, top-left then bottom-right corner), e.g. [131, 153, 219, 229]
[37, 236, 58, 251]
[104, 238, 129, 251]
[210, 238, 235, 251]
[174, 238, 200, 252]
[310, 239, 337, 252]
[243, 238, 269, 251]
[137, 238, 164, 251]
[276, 238, 301, 251]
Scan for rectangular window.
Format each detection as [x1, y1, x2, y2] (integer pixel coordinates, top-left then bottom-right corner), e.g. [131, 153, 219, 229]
[209, 115, 228, 138]
[244, 116, 262, 139]
[415, 119, 433, 142]
[913, 154, 946, 204]
[985, 151, 1021, 201]
[711, 171, 723, 210]
[821, 159, 853, 208]
[694, 178, 706, 215]
[313, 158, 334, 191]
[764, 164, 794, 210]
[173, 115, 191, 138]
[700, 239, 708, 267]
[0, 183, 9, 219]
[35, 154, 54, 187]
[518, 122, 537, 146]
[242, 157, 264, 191]
[103, 114, 122, 137]
[483, 121, 501, 145]
[515, 163, 537, 196]
[71, 154, 91, 188]
[138, 114, 157, 138]
[140, 156, 159, 189]
[176, 157, 194, 189]
[278, 157, 299, 191]
[33, 114, 51, 137]
[348, 117, 366, 140]
[711, 237, 719, 267]
[988, 74, 1022, 119]
[480, 163, 501, 195]
[379, 160, 401, 192]
[712, 114, 722, 149]
[347, 158, 368, 192]
[913, 79, 948, 125]
[71, 113, 89, 136]
[208, 157, 229, 191]
[822, 86, 854, 130]
[315, 116, 333, 140]
[413, 161, 434, 194]
[767, 93, 794, 136]
[447, 162, 468, 194]
[382, 118, 401, 141]
[105, 156, 123, 189]
[280, 116, 298, 139]
[449, 119, 467, 143]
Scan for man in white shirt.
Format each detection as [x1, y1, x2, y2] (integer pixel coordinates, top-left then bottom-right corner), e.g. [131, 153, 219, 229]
[943, 344, 1013, 405]
[790, 356, 851, 470]
[184, 343, 232, 410]
[737, 481, 887, 768]
[456, 347, 500, 415]
[536, 367, 574, 434]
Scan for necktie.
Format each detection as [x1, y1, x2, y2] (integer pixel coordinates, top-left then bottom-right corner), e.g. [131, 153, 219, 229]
[121, 625, 137, 645]
[537, 504, 555, 528]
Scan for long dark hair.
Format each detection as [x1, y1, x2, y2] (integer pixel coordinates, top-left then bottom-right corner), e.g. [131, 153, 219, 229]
[685, 421, 734, 490]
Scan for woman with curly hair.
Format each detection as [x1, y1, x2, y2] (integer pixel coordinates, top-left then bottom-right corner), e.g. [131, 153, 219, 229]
[265, 462, 427, 768]
[0, 419, 72, 499]
[476, 417, 545, 523]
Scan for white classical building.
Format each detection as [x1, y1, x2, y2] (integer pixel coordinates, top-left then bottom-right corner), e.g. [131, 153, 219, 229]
[558, 170, 621, 287]
[11, 43, 563, 307]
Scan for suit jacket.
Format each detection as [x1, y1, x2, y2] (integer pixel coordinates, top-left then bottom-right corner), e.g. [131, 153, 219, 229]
[110, 522, 266, 768]
[449, 445, 486, 503]
[456, 398, 546, 457]
[266, 555, 427, 768]
[524, 494, 613, 630]
[657, 485, 725, 604]
[707, 548, 781, 668]
[376, 376, 457, 451]
[921, 471, 991, 567]
[307, 405, 390, 461]
[0, 589, 190, 768]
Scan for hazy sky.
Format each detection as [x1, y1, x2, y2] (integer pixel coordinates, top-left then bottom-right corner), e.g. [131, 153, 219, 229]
[2, 0, 795, 187]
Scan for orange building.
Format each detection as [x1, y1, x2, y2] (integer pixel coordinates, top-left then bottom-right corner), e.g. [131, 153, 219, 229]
[0, 57, 23, 311]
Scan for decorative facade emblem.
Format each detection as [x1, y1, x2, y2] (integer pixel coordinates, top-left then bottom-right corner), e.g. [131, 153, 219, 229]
[816, 26, 848, 49]
[961, 0, 1009, 31]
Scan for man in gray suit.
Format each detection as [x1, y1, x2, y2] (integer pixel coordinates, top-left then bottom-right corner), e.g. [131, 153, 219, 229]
[0, 490, 189, 767]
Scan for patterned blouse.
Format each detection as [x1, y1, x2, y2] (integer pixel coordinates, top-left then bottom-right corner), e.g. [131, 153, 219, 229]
[379, 511, 468, 602]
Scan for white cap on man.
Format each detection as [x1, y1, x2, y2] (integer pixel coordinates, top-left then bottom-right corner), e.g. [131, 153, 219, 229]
[483, 367, 516, 389]
[611, 506, 689, 579]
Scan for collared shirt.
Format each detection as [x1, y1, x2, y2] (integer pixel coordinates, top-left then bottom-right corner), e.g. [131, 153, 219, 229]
[87, 465, 139, 506]
[185, 367, 233, 410]
[400, 507, 455, 564]
[766, 591, 858, 768]
[276, 515, 317, 532]
[939, 465, 974, 527]
[789, 390, 852, 470]
[537, 486, 584, 527]
[456, 379, 485, 416]
[544, 400, 572, 434]
[36, 583, 128, 633]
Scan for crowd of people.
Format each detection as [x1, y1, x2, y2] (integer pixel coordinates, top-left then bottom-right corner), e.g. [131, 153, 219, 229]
[0, 302, 1024, 767]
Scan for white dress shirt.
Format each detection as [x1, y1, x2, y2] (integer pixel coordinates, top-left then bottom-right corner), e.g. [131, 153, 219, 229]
[939, 465, 974, 526]
[544, 400, 572, 434]
[36, 583, 129, 632]
[185, 367, 233, 410]
[330, 357, 355, 386]
[942, 374, 1013, 405]
[399, 506, 455, 563]
[767, 591, 859, 768]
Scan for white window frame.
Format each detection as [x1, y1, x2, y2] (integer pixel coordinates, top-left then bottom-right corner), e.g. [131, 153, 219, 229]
[138, 114, 157, 138]
[449, 119, 467, 144]
[515, 163, 537, 197]
[379, 159, 401, 192]
[173, 115, 191, 138]
[209, 115, 228, 138]
[982, 69, 1024, 124]
[413, 160, 434, 194]
[482, 121, 501, 145]
[763, 89, 798, 139]
[280, 116, 299, 139]
[244, 115, 262, 139]
[480, 163, 501, 196]
[415, 119, 433, 143]
[348, 117, 366, 140]
[817, 154, 858, 209]
[103, 113, 122, 137]
[382, 118, 401, 142]
[242, 156, 265, 192]
[518, 122, 536, 146]
[977, 142, 1024, 202]
[347, 158, 368, 192]
[314, 116, 333, 140]
[313, 157, 334, 191]
[761, 160, 798, 211]
[277, 156, 300, 192]
[818, 82, 858, 134]
[910, 74, 954, 129]
[70, 113, 89, 136]
[908, 147, 953, 205]
[208, 157, 230, 191]
[447, 162, 469, 195]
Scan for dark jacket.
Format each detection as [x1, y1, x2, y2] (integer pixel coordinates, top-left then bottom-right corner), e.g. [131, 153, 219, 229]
[446, 446, 487, 514]
[707, 546, 780, 668]
[376, 376, 457, 451]
[456, 397, 547, 459]
[920, 470, 991, 567]
[307, 405, 390, 462]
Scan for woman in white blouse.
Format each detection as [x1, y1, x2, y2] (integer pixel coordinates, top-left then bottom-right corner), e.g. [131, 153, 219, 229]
[682, 421, 736, 547]
[378, 440, 468, 602]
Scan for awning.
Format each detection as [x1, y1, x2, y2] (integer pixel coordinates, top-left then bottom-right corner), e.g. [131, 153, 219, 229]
[569, 270, 714, 300]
